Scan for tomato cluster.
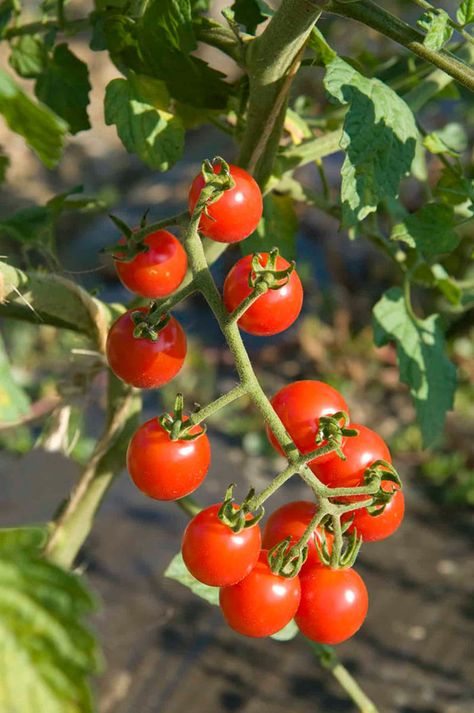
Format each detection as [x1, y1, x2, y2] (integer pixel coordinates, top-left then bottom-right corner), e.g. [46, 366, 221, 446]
[104, 159, 404, 647]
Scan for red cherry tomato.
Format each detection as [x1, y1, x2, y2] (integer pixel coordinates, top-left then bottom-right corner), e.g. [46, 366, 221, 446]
[114, 230, 187, 299]
[312, 424, 391, 488]
[188, 164, 263, 243]
[181, 504, 261, 587]
[267, 381, 349, 465]
[106, 308, 186, 388]
[295, 567, 368, 644]
[127, 417, 210, 500]
[219, 550, 301, 637]
[343, 482, 405, 542]
[262, 501, 333, 570]
[223, 253, 303, 336]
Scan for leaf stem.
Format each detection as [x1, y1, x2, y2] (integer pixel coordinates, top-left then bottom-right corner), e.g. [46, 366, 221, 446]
[189, 384, 247, 425]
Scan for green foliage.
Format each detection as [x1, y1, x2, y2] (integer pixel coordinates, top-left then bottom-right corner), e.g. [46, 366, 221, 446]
[9, 35, 47, 79]
[391, 203, 461, 257]
[417, 9, 453, 51]
[323, 57, 418, 226]
[0, 152, 8, 182]
[242, 193, 298, 260]
[0, 529, 100, 713]
[104, 75, 185, 170]
[0, 69, 67, 168]
[0, 335, 30, 424]
[35, 44, 91, 134]
[373, 288, 457, 447]
[457, 0, 474, 26]
[164, 553, 219, 605]
[423, 123, 468, 157]
[232, 0, 266, 33]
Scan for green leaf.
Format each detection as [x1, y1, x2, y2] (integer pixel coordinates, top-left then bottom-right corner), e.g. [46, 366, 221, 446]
[0, 527, 48, 553]
[9, 35, 47, 79]
[0, 0, 19, 37]
[0, 334, 30, 424]
[391, 203, 460, 256]
[232, 0, 266, 33]
[373, 287, 457, 447]
[417, 9, 453, 50]
[271, 619, 298, 641]
[434, 167, 474, 208]
[35, 44, 91, 135]
[411, 262, 462, 306]
[164, 553, 219, 605]
[457, 0, 474, 25]
[138, 0, 231, 109]
[0, 550, 100, 713]
[104, 76, 185, 170]
[0, 153, 9, 182]
[0, 69, 67, 168]
[323, 57, 418, 227]
[241, 193, 297, 261]
[423, 123, 467, 157]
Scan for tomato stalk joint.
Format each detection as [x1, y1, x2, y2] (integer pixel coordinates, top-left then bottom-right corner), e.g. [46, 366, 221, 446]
[130, 303, 170, 341]
[159, 393, 207, 442]
[249, 248, 296, 291]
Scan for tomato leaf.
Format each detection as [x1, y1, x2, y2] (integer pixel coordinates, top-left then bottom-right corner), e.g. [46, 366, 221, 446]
[373, 288, 457, 447]
[417, 9, 453, 51]
[138, 0, 231, 109]
[9, 35, 47, 79]
[457, 0, 474, 25]
[164, 553, 219, 606]
[104, 76, 185, 171]
[323, 57, 418, 227]
[0, 69, 67, 168]
[270, 619, 298, 641]
[241, 193, 297, 261]
[423, 123, 467, 156]
[0, 334, 31, 424]
[0, 540, 100, 713]
[390, 203, 460, 256]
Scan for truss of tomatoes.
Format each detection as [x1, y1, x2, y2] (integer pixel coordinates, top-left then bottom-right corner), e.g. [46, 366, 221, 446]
[104, 161, 405, 645]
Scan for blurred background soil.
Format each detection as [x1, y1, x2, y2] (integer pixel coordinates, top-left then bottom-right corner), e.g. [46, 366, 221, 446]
[1, 2, 474, 711]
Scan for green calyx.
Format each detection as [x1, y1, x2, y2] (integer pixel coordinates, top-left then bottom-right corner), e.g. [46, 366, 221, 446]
[159, 393, 206, 442]
[195, 156, 236, 220]
[315, 529, 363, 569]
[130, 302, 170, 341]
[249, 248, 295, 291]
[218, 483, 264, 533]
[315, 411, 359, 460]
[363, 460, 402, 515]
[267, 536, 309, 578]
[104, 211, 151, 262]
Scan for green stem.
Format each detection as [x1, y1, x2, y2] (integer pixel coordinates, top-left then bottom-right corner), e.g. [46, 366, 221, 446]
[330, 512, 343, 567]
[325, 0, 474, 92]
[175, 496, 202, 518]
[189, 384, 247, 425]
[130, 211, 190, 243]
[291, 505, 328, 553]
[250, 463, 298, 510]
[226, 283, 268, 325]
[4, 16, 88, 38]
[309, 643, 379, 713]
[239, 0, 323, 183]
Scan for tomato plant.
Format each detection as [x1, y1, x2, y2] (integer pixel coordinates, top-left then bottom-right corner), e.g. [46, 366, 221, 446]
[295, 567, 368, 645]
[219, 550, 301, 637]
[1, 0, 473, 709]
[114, 229, 187, 298]
[127, 416, 210, 500]
[223, 252, 303, 335]
[181, 504, 262, 587]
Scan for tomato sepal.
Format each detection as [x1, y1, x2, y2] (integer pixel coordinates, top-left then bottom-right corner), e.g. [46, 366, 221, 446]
[249, 248, 296, 291]
[218, 483, 265, 532]
[130, 303, 170, 341]
[267, 536, 309, 579]
[159, 393, 208, 442]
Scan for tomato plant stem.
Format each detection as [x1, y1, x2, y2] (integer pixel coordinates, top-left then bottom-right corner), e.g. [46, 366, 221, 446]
[189, 384, 248, 425]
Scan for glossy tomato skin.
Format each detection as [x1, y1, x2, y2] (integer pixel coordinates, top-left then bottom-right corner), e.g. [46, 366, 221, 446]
[343, 483, 405, 542]
[182, 504, 261, 587]
[127, 417, 210, 500]
[219, 550, 301, 637]
[296, 567, 368, 644]
[223, 253, 303, 336]
[106, 308, 186, 388]
[188, 164, 263, 243]
[262, 501, 333, 571]
[115, 230, 187, 299]
[312, 424, 391, 488]
[267, 381, 349, 465]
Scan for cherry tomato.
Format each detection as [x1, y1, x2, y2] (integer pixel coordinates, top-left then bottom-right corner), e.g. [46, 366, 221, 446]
[223, 253, 303, 336]
[267, 381, 349, 465]
[219, 550, 301, 637]
[114, 229, 187, 299]
[262, 501, 333, 570]
[181, 504, 261, 587]
[295, 567, 368, 644]
[312, 424, 391, 488]
[127, 417, 210, 500]
[343, 482, 405, 542]
[188, 164, 263, 243]
[106, 308, 186, 388]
